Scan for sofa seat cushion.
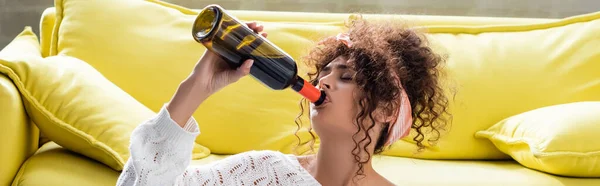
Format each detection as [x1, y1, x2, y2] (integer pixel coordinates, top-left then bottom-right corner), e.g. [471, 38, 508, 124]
[193, 156, 600, 186]
[11, 142, 120, 186]
[12, 142, 600, 186]
[370, 157, 600, 186]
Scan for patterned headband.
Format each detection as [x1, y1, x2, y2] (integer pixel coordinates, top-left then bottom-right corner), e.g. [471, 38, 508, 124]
[330, 33, 413, 146]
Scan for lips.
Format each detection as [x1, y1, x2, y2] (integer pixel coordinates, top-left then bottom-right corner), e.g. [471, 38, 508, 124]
[314, 90, 331, 108]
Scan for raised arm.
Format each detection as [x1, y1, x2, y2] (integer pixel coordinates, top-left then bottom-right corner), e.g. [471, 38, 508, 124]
[115, 22, 266, 186]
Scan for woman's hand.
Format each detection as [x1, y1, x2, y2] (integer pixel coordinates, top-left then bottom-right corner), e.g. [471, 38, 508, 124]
[166, 22, 268, 127]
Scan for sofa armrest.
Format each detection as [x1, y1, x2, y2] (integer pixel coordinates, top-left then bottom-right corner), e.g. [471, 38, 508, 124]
[0, 74, 39, 185]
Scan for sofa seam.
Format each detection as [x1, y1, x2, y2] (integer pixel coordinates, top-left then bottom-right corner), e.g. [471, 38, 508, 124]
[477, 131, 600, 158]
[150, 0, 599, 34]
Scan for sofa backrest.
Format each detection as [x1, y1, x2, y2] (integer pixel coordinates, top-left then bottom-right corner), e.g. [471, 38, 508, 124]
[37, 0, 600, 160]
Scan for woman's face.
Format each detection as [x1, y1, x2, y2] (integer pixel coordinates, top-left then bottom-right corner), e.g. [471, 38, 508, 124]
[310, 56, 360, 139]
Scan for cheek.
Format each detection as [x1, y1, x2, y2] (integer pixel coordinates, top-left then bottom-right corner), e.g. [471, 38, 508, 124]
[335, 93, 357, 116]
[338, 85, 359, 114]
[335, 93, 359, 125]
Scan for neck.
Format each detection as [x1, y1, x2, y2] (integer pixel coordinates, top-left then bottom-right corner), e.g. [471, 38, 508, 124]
[312, 138, 375, 186]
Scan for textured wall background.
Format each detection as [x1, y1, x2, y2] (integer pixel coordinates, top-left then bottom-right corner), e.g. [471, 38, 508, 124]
[1, 0, 599, 48]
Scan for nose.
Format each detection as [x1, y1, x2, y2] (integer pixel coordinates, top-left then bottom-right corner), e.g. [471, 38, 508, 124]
[317, 74, 333, 90]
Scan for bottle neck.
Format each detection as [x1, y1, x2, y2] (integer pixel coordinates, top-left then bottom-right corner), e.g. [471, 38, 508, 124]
[291, 77, 326, 106]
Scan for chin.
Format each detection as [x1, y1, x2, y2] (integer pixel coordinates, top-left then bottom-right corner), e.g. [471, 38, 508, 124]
[309, 108, 328, 129]
[309, 104, 330, 122]
[309, 109, 323, 125]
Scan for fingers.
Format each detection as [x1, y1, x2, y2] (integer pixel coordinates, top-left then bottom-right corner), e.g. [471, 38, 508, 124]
[246, 21, 257, 29]
[246, 21, 266, 37]
[233, 59, 254, 80]
[255, 25, 264, 33]
[243, 59, 254, 68]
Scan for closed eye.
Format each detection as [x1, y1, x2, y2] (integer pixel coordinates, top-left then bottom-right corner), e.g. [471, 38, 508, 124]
[314, 62, 354, 84]
[340, 75, 353, 81]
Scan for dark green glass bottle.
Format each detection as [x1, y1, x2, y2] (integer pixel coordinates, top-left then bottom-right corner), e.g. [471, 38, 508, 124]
[192, 4, 325, 105]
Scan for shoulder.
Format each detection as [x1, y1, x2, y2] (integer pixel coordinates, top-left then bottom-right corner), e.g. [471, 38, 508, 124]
[369, 173, 396, 186]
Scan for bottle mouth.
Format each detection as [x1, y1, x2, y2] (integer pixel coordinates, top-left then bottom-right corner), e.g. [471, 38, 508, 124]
[192, 5, 222, 42]
[291, 77, 326, 106]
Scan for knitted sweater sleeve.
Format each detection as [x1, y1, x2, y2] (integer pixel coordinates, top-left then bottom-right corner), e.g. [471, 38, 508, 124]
[116, 104, 200, 186]
[115, 104, 321, 186]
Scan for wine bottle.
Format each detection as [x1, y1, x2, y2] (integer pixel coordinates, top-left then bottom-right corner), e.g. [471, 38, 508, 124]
[192, 4, 326, 106]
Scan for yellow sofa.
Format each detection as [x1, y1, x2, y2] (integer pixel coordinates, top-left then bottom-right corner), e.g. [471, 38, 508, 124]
[3, 0, 600, 185]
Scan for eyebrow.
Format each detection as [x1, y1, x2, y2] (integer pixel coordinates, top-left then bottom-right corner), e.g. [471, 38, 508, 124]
[321, 64, 350, 72]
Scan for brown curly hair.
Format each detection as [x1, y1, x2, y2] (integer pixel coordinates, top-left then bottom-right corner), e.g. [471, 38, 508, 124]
[293, 16, 451, 181]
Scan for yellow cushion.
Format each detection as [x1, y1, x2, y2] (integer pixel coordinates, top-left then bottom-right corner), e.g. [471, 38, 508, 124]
[39, 7, 56, 58]
[12, 142, 600, 186]
[0, 27, 41, 60]
[49, 0, 600, 159]
[0, 28, 210, 171]
[475, 102, 600, 177]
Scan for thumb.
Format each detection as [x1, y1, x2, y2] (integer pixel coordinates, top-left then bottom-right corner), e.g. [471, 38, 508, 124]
[230, 59, 254, 82]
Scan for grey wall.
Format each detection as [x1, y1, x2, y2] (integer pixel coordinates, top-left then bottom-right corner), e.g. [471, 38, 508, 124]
[1, 0, 54, 48]
[1, 0, 599, 48]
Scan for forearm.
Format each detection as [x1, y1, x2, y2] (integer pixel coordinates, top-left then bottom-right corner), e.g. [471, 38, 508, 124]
[118, 105, 200, 186]
[166, 75, 211, 127]
[117, 77, 208, 185]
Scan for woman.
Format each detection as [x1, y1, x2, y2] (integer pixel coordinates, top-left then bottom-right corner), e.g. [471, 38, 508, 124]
[116, 17, 450, 186]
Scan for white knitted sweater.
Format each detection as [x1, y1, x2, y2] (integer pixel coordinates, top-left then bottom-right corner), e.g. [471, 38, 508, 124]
[116, 105, 321, 186]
